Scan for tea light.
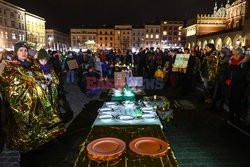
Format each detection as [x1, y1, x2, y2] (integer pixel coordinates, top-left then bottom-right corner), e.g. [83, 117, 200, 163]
[153, 95, 157, 100]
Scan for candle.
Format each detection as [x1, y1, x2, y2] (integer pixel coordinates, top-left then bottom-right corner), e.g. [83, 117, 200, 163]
[153, 95, 157, 100]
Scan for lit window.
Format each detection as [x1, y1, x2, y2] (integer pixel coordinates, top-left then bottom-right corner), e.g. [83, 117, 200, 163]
[150, 34, 153, 38]
[19, 34, 22, 40]
[163, 31, 167, 35]
[1, 31, 3, 38]
[12, 33, 16, 40]
[5, 32, 8, 39]
[146, 34, 149, 38]
[156, 34, 159, 39]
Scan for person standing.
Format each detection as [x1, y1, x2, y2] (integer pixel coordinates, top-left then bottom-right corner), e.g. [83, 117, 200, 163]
[212, 47, 230, 111]
[146, 47, 156, 79]
[200, 43, 219, 103]
[226, 48, 248, 124]
[135, 48, 145, 76]
[65, 52, 78, 84]
[0, 42, 65, 152]
[50, 51, 64, 96]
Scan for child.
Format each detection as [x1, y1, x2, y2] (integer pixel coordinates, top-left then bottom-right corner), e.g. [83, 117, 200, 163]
[37, 49, 59, 103]
[154, 66, 164, 79]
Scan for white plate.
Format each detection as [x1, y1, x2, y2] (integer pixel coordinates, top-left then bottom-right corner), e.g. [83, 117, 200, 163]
[141, 107, 154, 111]
[142, 110, 155, 114]
[118, 115, 134, 121]
[106, 102, 117, 105]
[99, 115, 113, 120]
[99, 108, 112, 112]
[142, 114, 156, 119]
[99, 111, 113, 115]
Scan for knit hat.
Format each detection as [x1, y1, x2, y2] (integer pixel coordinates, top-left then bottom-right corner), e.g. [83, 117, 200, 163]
[37, 49, 49, 60]
[220, 47, 230, 56]
[14, 42, 28, 53]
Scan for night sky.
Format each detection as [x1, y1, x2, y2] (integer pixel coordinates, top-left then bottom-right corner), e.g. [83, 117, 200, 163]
[6, 0, 227, 33]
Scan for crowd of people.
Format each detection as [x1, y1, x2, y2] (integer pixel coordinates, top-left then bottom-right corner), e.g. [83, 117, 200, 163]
[0, 41, 250, 153]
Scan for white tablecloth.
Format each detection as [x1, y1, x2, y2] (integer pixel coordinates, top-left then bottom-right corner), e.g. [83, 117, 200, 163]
[92, 102, 163, 128]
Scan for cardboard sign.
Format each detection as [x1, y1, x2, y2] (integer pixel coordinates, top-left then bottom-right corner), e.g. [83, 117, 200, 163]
[67, 59, 78, 70]
[172, 54, 190, 72]
[114, 72, 126, 89]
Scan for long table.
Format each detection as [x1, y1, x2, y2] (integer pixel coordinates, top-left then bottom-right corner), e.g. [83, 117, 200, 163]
[92, 102, 163, 128]
[74, 125, 179, 167]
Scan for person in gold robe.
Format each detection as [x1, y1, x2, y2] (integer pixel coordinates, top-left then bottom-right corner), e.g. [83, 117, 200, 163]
[0, 42, 65, 152]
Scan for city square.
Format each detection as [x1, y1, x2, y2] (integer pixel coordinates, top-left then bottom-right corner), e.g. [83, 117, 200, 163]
[0, 0, 250, 166]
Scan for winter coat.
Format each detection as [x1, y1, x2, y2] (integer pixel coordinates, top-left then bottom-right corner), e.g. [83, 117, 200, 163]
[225, 60, 248, 98]
[200, 50, 219, 81]
[154, 69, 164, 79]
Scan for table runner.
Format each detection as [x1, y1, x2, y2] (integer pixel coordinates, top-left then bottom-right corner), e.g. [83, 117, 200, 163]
[74, 125, 179, 167]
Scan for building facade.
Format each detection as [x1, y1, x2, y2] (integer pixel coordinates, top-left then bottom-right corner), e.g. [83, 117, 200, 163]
[161, 21, 183, 49]
[0, 0, 26, 50]
[97, 28, 114, 50]
[184, 0, 250, 50]
[70, 28, 97, 50]
[25, 12, 45, 49]
[144, 24, 161, 48]
[45, 29, 69, 51]
[114, 25, 132, 53]
[132, 26, 145, 50]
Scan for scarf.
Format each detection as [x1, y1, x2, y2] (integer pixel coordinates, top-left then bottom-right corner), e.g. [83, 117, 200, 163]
[40, 63, 51, 74]
[17, 59, 33, 68]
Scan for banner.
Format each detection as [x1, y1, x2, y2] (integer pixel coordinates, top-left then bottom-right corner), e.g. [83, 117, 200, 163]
[172, 54, 190, 72]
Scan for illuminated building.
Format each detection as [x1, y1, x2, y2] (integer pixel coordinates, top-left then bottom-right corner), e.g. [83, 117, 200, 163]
[132, 25, 145, 50]
[45, 29, 69, 51]
[184, 0, 250, 50]
[70, 28, 97, 49]
[97, 26, 114, 50]
[144, 23, 161, 48]
[25, 12, 45, 49]
[0, 0, 26, 50]
[114, 25, 132, 53]
[161, 21, 184, 49]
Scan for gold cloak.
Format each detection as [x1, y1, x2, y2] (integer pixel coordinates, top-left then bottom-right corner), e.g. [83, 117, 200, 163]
[0, 60, 65, 152]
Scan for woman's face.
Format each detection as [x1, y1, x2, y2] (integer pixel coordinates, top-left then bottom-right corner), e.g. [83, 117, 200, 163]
[39, 59, 47, 65]
[17, 47, 28, 60]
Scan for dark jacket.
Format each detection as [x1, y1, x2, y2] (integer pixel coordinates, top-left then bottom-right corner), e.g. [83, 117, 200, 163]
[226, 61, 248, 98]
